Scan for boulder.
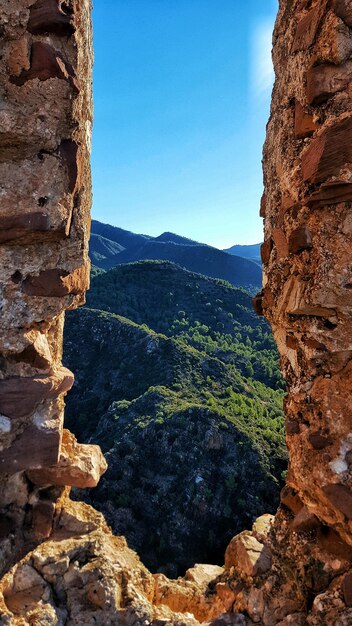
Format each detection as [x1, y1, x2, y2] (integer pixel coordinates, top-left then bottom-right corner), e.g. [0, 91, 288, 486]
[224, 532, 271, 577]
[185, 563, 223, 589]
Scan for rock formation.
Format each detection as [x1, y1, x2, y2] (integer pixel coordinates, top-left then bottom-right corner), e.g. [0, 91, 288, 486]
[2, 0, 352, 625]
[0, 0, 98, 574]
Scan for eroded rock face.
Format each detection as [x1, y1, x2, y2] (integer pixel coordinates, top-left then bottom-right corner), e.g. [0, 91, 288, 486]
[261, 0, 352, 550]
[247, 0, 352, 622]
[0, 0, 93, 574]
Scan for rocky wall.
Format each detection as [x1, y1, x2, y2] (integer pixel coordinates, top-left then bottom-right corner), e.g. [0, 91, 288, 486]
[259, 0, 352, 551]
[0, 0, 107, 575]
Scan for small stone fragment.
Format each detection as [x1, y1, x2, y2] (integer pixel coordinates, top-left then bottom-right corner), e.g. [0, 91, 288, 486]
[302, 116, 352, 184]
[280, 486, 304, 514]
[185, 563, 223, 589]
[292, 4, 327, 51]
[28, 0, 75, 36]
[342, 572, 352, 606]
[323, 484, 352, 519]
[288, 226, 312, 254]
[290, 507, 321, 533]
[306, 61, 352, 105]
[295, 101, 318, 139]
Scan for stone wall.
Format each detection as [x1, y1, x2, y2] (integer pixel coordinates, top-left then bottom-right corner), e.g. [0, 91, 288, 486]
[260, 0, 352, 548]
[0, 0, 106, 575]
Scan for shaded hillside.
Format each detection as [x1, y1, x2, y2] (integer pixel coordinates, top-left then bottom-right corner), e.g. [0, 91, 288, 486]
[63, 262, 286, 575]
[90, 220, 262, 289]
[86, 261, 283, 389]
[89, 233, 124, 268]
[224, 243, 262, 265]
[114, 242, 261, 290]
[91, 219, 151, 249]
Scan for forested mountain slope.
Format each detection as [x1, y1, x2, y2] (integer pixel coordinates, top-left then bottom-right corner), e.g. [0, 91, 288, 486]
[63, 261, 286, 575]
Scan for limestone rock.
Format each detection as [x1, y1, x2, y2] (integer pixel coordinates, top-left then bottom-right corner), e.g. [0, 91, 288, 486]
[251, 514, 274, 540]
[185, 564, 224, 588]
[224, 532, 271, 577]
[153, 572, 226, 622]
[27, 429, 107, 488]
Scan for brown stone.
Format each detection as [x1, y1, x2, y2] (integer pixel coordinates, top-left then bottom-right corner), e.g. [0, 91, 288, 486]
[225, 532, 271, 576]
[342, 572, 352, 606]
[280, 486, 304, 514]
[323, 484, 352, 519]
[0, 367, 73, 419]
[308, 431, 332, 450]
[317, 527, 352, 560]
[3, 564, 47, 613]
[0, 212, 51, 245]
[10, 344, 51, 371]
[290, 506, 321, 532]
[262, 286, 275, 311]
[10, 42, 76, 87]
[286, 420, 300, 435]
[22, 264, 89, 297]
[184, 563, 223, 588]
[260, 194, 266, 218]
[59, 140, 79, 193]
[253, 291, 264, 316]
[306, 61, 352, 105]
[286, 335, 298, 350]
[27, 429, 107, 489]
[304, 181, 352, 208]
[288, 226, 312, 254]
[281, 195, 297, 212]
[31, 501, 55, 539]
[272, 228, 289, 259]
[0, 424, 61, 474]
[27, 0, 74, 36]
[261, 239, 273, 264]
[294, 101, 318, 139]
[292, 4, 327, 51]
[302, 116, 352, 184]
[333, 0, 352, 27]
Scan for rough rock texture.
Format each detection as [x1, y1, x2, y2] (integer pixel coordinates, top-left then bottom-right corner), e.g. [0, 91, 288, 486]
[27, 428, 108, 488]
[0, 0, 95, 573]
[244, 0, 352, 622]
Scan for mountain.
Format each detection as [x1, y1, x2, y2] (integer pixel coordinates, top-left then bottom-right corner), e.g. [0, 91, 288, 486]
[91, 219, 151, 249]
[89, 220, 262, 290]
[63, 260, 286, 576]
[224, 243, 262, 265]
[154, 232, 201, 246]
[89, 233, 124, 268]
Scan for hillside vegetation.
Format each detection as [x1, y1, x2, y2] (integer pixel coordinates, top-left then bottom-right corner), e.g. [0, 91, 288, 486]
[63, 261, 286, 575]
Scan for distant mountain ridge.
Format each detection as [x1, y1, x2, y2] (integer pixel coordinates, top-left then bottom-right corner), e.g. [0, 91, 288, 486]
[224, 243, 262, 265]
[89, 220, 262, 290]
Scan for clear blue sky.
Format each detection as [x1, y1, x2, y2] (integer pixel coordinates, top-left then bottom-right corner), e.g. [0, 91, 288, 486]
[92, 1, 277, 248]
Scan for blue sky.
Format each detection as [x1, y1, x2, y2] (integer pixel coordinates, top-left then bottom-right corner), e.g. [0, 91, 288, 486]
[92, 1, 277, 248]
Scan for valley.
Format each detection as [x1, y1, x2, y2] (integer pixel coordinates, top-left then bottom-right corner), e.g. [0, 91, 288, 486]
[63, 257, 286, 576]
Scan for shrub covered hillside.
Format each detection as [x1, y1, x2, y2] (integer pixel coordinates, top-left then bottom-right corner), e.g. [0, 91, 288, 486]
[63, 260, 286, 576]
